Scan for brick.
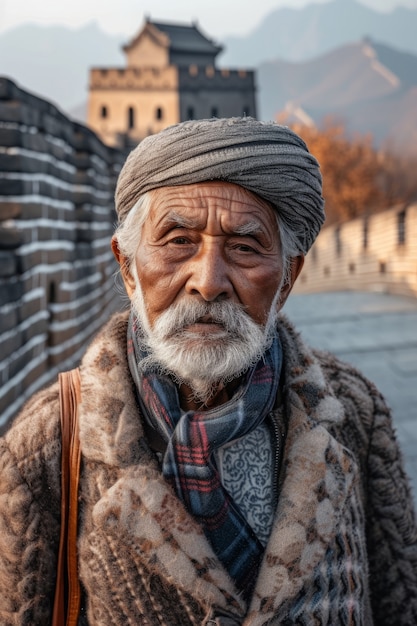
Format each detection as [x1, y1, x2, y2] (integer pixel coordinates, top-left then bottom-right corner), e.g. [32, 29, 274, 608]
[75, 242, 94, 261]
[22, 316, 49, 343]
[0, 77, 15, 100]
[0, 128, 23, 147]
[18, 248, 69, 273]
[19, 203, 53, 220]
[48, 326, 78, 347]
[0, 385, 21, 435]
[0, 179, 30, 196]
[0, 306, 18, 334]
[0, 251, 18, 276]
[0, 329, 23, 357]
[0, 153, 53, 176]
[0, 101, 39, 129]
[21, 356, 49, 391]
[0, 281, 23, 304]
[0, 226, 24, 249]
[49, 344, 78, 366]
[7, 350, 30, 380]
[23, 132, 49, 153]
[19, 295, 44, 321]
[0, 202, 22, 220]
[36, 225, 76, 244]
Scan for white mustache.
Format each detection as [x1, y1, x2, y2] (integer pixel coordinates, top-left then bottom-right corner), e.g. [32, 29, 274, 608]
[153, 299, 254, 340]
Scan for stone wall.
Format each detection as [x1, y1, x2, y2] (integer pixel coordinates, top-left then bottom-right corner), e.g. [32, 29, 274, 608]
[294, 202, 417, 297]
[0, 77, 126, 433]
[88, 66, 179, 147]
[178, 66, 257, 121]
[88, 64, 257, 148]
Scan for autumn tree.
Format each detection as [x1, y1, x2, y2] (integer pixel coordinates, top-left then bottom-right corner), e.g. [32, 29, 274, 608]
[278, 116, 417, 225]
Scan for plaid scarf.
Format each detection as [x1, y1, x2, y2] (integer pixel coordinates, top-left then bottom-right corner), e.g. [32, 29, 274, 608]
[127, 311, 281, 598]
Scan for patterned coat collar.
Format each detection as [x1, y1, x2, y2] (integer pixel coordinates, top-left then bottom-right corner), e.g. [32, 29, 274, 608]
[77, 312, 361, 623]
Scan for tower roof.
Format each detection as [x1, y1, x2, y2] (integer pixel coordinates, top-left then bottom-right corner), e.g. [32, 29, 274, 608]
[123, 18, 223, 57]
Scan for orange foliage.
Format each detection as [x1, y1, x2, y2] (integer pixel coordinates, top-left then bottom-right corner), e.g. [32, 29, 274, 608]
[278, 117, 417, 225]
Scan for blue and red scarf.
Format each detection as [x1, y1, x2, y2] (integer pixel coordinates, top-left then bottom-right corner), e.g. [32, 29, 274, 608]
[127, 311, 281, 598]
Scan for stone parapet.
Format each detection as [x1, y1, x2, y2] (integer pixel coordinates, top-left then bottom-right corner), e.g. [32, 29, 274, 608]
[0, 77, 126, 432]
[178, 66, 256, 90]
[89, 66, 178, 90]
[295, 203, 417, 297]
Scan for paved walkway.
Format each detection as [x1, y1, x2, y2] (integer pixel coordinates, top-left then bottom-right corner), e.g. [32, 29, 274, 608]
[283, 291, 417, 502]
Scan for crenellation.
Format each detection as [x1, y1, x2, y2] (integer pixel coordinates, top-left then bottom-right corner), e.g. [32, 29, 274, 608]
[90, 66, 178, 90]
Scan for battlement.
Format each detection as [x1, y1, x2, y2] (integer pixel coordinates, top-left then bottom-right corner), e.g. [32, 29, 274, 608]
[179, 65, 256, 89]
[295, 203, 417, 297]
[89, 65, 255, 91]
[90, 66, 178, 90]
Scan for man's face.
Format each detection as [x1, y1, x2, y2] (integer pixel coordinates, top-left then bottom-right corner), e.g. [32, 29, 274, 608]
[128, 182, 286, 326]
[116, 182, 302, 402]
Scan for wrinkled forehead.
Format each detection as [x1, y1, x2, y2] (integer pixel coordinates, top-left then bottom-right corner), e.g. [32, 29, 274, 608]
[144, 182, 280, 239]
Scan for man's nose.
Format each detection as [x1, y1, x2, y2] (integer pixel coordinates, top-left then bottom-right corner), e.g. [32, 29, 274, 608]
[185, 245, 232, 302]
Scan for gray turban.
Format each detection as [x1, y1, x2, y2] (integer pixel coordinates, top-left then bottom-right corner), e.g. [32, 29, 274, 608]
[115, 117, 325, 254]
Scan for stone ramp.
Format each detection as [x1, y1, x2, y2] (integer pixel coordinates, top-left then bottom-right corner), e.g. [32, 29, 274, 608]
[283, 291, 417, 501]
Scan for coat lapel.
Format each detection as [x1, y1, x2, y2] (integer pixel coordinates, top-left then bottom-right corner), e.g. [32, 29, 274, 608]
[246, 336, 358, 625]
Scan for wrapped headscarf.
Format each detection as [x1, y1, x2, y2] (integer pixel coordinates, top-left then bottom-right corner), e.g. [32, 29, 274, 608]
[115, 117, 325, 254]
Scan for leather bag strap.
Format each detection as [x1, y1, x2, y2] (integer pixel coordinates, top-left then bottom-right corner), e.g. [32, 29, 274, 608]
[52, 368, 82, 626]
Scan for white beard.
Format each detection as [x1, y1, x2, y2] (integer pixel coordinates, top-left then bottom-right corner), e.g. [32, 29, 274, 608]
[130, 278, 281, 404]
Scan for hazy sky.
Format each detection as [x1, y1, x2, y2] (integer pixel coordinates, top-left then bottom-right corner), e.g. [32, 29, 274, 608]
[1, 0, 417, 39]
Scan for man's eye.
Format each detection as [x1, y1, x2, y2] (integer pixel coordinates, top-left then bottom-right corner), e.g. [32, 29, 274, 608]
[234, 243, 258, 253]
[170, 236, 189, 245]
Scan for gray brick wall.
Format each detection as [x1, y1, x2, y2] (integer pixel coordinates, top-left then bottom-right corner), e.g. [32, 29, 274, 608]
[0, 77, 127, 433]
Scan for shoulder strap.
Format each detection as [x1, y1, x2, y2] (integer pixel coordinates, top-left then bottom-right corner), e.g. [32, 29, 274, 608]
[53, 368, 82, 626]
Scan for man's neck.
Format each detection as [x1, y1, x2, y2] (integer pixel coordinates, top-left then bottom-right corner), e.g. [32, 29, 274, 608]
[179, 378, 242, 411]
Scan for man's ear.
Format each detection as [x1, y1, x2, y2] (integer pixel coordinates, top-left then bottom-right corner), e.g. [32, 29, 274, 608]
[277, 255, 304, 311]
[111, 236, 136, 298]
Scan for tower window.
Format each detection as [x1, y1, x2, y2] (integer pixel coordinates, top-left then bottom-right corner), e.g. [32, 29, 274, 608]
[363, 218, 369, 250]
[100, 105, 108, 119]
[128, 106, 135, 130]
[335, 226, 342, 256]
[397, 210, 406, 245]
[156, 107, 163, 120]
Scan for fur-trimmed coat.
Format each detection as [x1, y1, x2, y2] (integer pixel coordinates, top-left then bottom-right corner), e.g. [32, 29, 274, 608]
[0, 312, 416, 625]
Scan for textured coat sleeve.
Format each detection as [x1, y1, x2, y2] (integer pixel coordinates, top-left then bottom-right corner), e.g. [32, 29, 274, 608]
[319, 349, 417, 625]
[364, 387, 417, 625]
[0, 383, 62, 625]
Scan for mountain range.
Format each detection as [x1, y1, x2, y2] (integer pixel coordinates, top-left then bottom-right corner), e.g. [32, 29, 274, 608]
[258, 38, 417, 155]
[220, 0, 417, 66]
[0, 0, 416, 154]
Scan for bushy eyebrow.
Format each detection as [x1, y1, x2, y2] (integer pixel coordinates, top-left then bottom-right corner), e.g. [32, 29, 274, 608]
[161, 211, 198, 229]
[161, 212, 264, 236]
[233, 221, 264, 236]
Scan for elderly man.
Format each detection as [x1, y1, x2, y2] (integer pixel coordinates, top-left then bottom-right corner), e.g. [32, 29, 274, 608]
[0, 118, 416, 625]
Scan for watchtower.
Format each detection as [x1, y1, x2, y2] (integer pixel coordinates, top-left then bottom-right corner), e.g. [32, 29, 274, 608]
[87, 18, 257, 147]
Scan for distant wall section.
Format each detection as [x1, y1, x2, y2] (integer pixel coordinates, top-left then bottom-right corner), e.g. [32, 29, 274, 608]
[0, 77, 126, 432]
[294, 203, 417, 297]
